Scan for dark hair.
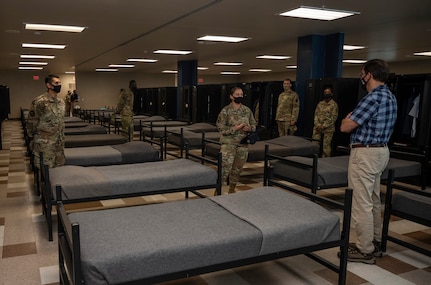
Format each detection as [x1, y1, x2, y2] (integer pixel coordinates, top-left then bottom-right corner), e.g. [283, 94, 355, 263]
[230, 86, 242, 95]
[363, 59, 390, 83]
[45, 74, 59, 84]
[284, 78, 292, 83]
[129, 80, 137, 89]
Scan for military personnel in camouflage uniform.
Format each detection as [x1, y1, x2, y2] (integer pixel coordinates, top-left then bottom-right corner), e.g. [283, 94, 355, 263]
[116, 81, 136, 139]
[216, 87, 256, 194]
[312, 87, 339, 157]
[26, 75, 65, 168]
[275, 79, 300, 136]
[64, 90, 72, 117]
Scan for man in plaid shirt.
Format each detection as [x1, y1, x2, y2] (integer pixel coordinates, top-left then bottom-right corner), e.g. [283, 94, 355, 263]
[340, 59, 397, 264]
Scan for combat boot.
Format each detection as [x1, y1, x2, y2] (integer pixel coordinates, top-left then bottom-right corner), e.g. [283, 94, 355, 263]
[228, 183, 236, 194]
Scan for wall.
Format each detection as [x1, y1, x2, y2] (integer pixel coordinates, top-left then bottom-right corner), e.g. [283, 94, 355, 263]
[2, 59, 430, 119]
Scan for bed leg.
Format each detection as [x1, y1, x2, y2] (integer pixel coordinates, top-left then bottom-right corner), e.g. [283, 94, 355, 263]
[338, 188, 352, 285]
[381, 169, 395, 252]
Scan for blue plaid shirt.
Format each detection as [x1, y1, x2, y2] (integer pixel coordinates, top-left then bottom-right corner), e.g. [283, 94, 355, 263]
[350, 85, 397, 144]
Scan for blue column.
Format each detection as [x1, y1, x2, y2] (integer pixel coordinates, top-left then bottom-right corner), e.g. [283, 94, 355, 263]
[295, 33, 344, 135]
[177, 60, 198, 121]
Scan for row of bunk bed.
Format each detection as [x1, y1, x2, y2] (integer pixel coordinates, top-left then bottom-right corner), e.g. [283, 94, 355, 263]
[19, 107, 431, 285]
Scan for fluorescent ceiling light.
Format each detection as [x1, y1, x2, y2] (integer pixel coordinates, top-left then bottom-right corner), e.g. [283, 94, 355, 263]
[414, 51, 431, 56]
[162, 70, 178, 74]
[198, 67, 209, 70]
[343, 45, 365, 51]
[65, 71, 75, 74]
[256, 55, 290, 60]
[279, 6, 359, 21]
[95, 68, 118, 72]
[343, 59, 366, 64]
[108, 64, 135, 68]
[22, 43, 66, 49]
[214, 62, 242, 66]
[286, 65, 297, 69]
[21, 54, 55, 59]
[197, 35, 248, 43]
[154, 50, 192, 55]
[221, 71, 240, 75]
[249, 69, 272, 72]
[19, 66, 43, 70]
[19, 61, 48, 65]
[127, 58, 158, 63]
[25, 23, 86, 33]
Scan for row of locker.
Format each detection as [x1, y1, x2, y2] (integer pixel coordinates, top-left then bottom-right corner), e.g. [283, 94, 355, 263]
[133, 74, 431, 152]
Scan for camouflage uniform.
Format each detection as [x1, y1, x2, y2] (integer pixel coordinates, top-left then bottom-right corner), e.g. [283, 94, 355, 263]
[217, 103, 256, 187]
[26, 92, 65, 168]
[116, 88, 134, 139]
[312, 99, 338, 157]
[275, 90, 300, 136]
[64, 92, 71, 117]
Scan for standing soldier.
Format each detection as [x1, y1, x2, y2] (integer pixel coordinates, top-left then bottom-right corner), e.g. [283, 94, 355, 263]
[216, 87, 256, 194]
[26, 74, 65, 168]
[312, 87, 339, 157]
[64, 90, 72, 117]
[275, 78, 300, 136]
[116, 80, 136, 139]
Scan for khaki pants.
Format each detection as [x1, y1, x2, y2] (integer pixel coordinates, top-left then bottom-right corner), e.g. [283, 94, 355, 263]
[348, 146, 389, 253]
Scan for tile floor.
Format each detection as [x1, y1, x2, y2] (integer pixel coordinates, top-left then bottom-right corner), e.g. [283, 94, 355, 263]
[0, 119, 431, 285]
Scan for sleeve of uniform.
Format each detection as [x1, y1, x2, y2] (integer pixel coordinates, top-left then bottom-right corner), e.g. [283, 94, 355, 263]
[216, 108, 233, 135]
[248, 107, 257, 132]
[26, 100, 39, 138]
[313, 103, 321, 126]
[117, 91, 125, 113]
[292, 93, 300, 121]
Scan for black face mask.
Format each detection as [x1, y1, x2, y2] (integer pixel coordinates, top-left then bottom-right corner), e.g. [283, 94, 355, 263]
[233, 96, 243, 104]
[323, 93, 332, 100]
[52, 85, 61, 93]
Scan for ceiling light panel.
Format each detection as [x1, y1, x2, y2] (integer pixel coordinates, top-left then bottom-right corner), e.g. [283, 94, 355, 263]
[127, 58, 158, 63]
[154, 50, 192, 55]
[108, 64, 135, 68]
[343, 45, 365, 51]
[256, 55, 290, 60]
[21, 55, 55, 59]
[249, 69, 272, 72]
[221, 71, 240, 75]
[22, 43, 66, 49]
[19, 61, 48, 65]
[214, 62, 242, 66]
[95, 68, 118, 72]
[25, 23, 86, 33]
[279, 6, 359, 21]
[197, 35, 248, 43]
[343, 59, 366, 63]
[414, 51, 431, 56]
[19, 66, 43, 70]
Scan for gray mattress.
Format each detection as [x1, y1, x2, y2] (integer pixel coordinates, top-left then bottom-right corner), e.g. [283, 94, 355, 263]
[142, 121, 190, 137]
[271, 155, 422, 188]
[64, 141, 160, 166]
[64, 124, 107, 135]
[168, 130, 220, 148]
[392, 189, 431, 222]
[65, 134, 127, 148]
[68, 187, 340, 285]
[50, 158, 218, 200]
[205, 136, 319, 162]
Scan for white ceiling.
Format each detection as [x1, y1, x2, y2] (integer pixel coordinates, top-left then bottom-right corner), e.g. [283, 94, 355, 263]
[1, 0, 431, 75]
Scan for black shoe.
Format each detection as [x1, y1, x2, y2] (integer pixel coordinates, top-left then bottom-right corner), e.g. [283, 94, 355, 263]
[373, 240, 383, 257]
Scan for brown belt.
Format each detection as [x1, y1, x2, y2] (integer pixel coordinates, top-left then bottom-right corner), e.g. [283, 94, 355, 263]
[351, 144, 387, 148]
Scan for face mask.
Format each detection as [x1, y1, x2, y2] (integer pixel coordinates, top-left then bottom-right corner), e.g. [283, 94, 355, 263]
[52, 85, 61, 93]
[233, 96, 243, 104]
[323, 93, 332, 100]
